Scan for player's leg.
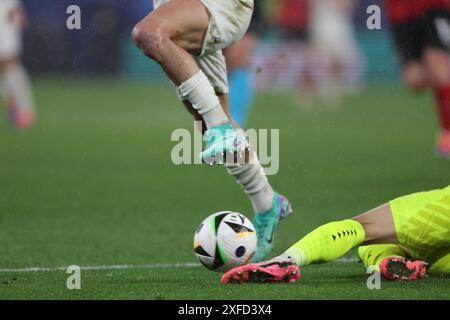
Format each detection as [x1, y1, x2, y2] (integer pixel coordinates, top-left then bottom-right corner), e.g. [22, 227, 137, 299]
[360, 244, 449, 279]
[280, 186, 450, 267]
[358, 244, 428, 281]
[132, 0, 254, 164]
[423, 47, 450, 157]
[227, 150, 293, 262]
[390, 14, 428, 92]
[136, 1, 289, 261]
[184, 85, 292, 262]
[0, 2, 35, 129]
[221, 206, 397, 284]
[0, 57, 35, 129]
[399, 55, 450, 158]
[389, 10, 450, 156]
[132, 0, 207, 84]
[401, 62, 428, 92]
[201, 53, 293, 262]
[421, 9, 450, 157]
[429, 249, 450, 274]
[222, 212, 372, 283]
[262, 204, 396, 270]
[222, 186, 450, 283]
[132, 0, 228, 128]
[220, 206, 398, 284]
[358, 244, 406, 269]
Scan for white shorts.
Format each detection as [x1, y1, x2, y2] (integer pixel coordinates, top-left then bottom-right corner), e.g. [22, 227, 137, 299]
[153, 0, 254, 94]
[311, 9, 357, 63]
[0, 0, 21, 59]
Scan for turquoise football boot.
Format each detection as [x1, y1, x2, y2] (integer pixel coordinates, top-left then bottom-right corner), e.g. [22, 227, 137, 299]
[200, 122, 248, 165]
[251, 193, 293, 262]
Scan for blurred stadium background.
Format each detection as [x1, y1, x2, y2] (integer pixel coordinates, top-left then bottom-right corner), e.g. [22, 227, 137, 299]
[22, 0, 395, 84]
[1, 0, 449, 299]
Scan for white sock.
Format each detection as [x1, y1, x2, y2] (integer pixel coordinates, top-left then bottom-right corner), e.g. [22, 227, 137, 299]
[276, 249, 306, 267]
[226, 151, 275, 213]
[3, 64, 35, 113]
[177, 70, 229, 128]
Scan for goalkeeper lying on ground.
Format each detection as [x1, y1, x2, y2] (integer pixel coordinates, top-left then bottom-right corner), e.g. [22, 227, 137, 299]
[221, 185, 450, 284]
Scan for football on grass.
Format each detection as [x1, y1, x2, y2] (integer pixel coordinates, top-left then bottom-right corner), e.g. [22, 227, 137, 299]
[193, 211, 257, 272]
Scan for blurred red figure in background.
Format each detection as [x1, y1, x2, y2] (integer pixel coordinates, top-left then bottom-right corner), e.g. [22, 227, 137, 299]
[277, 0, 310, 40]
[386, 0, 450, 157]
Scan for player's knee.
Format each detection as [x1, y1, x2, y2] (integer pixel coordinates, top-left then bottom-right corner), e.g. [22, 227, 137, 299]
[403, 72, 427, 92]
[131, 21, 168, 62]
[401, 63, 428, 92]
[405, 79, 426, 92]
[426, 67, 450, 88]
[423, 49, 450, 87]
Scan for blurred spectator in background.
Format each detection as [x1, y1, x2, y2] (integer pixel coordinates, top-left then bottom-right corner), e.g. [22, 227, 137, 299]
[309, 0, 362, 108]
[385, 0, 450, 158]
[273, 0, 315, 108]
[254, 0, 364, 109]
[276, 0, 310, 42]
[21, 0, 139, 76]
[223, 3, 265, 127]
[0, 0, 36, 130]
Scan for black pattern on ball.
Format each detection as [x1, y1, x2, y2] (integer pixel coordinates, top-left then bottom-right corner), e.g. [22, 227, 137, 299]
[214, 213, 229, 235]
[196, 223, 204, 234]
[235, 246, 246, 258]
[212, 243, 225, 270]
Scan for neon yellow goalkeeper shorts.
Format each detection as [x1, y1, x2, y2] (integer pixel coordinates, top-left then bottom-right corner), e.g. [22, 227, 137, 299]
[389, 185, 450, 268]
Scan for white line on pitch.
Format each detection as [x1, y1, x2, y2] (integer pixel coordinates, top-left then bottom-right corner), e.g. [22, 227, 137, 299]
[0, 262, 201, 273]
[0, 258, 359, 273]
[336, 257, 359, 263]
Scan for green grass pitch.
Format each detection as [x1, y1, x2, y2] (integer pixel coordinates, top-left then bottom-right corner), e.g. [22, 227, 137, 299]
[0, 79, 449, 299]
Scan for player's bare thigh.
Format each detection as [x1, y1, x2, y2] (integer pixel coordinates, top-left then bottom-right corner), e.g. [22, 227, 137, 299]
[352, 203, 399, 244]
[401, 48, 450, 91]
[132, 0, 210, 56]
[422, 47, 450, 87]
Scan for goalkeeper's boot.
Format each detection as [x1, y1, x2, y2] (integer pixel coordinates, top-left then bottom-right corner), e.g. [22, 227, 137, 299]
[251, 193, 293, 262]
[200, 122, 249, 165]
[379, 257, 428, 281]
[434, 130, 450, 159]
[221, 259, 300, 284]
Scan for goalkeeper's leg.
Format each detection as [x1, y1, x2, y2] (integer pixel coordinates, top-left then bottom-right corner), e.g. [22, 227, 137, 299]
[222, 204, 396, 284]
[430, 249, 450, 274]
[358, 244, 405, 269]
[277, 203, 397, 267]
[222, 186, 450, 284]
[358, 244, 428, 281]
